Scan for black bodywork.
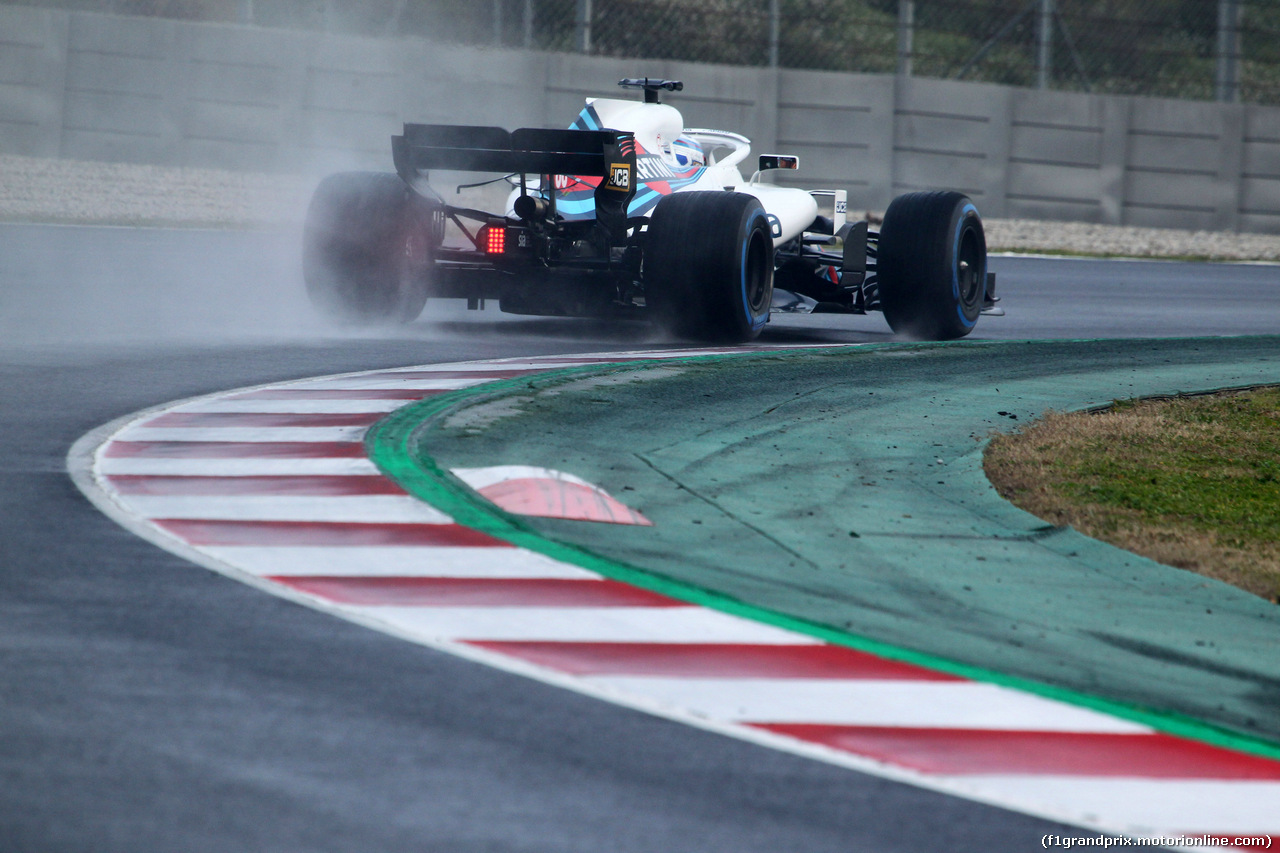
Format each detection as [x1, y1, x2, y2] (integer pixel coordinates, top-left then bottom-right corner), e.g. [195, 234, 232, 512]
[391, 121, 653, 318]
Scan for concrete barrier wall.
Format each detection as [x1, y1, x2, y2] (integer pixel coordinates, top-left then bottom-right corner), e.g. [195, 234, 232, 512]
[3, 4, 1280, 233]
[1244, 109, 1280, 234]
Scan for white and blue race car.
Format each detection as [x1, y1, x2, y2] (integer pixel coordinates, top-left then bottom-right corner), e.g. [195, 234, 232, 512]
[303, 78, 1000, 342]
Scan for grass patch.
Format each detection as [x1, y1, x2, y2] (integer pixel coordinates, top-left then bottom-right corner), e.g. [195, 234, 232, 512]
[985, 386, 1280, 602]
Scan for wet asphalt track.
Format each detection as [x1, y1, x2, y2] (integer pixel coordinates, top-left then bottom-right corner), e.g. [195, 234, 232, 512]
[2, 223, 1279, 852]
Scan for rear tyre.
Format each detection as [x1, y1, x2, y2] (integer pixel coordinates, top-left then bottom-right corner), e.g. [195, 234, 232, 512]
[877, 191, 986, 340]
[644, 192, 774, 342]
[302, 172, 432, 324]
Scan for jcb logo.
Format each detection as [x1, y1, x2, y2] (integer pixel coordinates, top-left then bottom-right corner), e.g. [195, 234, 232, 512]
[607, 163, 631, 191]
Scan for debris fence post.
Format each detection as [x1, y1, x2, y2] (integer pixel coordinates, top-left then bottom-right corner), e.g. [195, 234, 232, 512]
[1037, 0, 1053, 89]
[576, 0, 592, 54]
[1217, 0, 1243, 103]
[897, 0, 914, 77]
[768, 0, 780, 68]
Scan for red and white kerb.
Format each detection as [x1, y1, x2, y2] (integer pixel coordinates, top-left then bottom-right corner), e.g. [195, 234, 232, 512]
[74, 346, 1280, 851]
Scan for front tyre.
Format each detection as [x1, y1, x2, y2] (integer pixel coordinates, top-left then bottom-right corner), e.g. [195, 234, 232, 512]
[644, 192, 774, 343]
[302, 172, 432, 325]
[877, 191, 986, 340]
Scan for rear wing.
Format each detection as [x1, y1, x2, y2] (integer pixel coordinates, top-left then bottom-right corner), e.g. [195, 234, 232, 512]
[392, 124, 628, 181]
[392, 123, 637, 238]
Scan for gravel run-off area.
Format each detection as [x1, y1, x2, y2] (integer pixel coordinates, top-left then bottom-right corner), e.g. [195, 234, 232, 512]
[5, 153, 1280, 261]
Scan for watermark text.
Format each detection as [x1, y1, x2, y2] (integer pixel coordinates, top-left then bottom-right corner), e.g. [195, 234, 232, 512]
[1042, 835, 1272, 849]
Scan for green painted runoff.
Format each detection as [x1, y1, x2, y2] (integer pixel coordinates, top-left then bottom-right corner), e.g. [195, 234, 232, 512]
[370, 336, 1280, 750]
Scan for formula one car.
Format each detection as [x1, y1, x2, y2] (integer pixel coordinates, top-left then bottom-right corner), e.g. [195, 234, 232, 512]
[303, 78, 1001, 342]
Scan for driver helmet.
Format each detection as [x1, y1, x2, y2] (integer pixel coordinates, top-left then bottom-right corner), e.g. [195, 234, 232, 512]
[670, 136, 705, 169]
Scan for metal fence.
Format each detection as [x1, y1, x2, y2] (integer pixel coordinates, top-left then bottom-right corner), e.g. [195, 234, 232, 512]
[9, 0, 1279, 105]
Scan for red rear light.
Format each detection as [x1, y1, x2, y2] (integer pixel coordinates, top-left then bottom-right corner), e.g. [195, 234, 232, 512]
[483, 225, 506, 254]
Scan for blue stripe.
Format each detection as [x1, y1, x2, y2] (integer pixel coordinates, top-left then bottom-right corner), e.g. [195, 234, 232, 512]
[557, 197, 597, 216]
[953, 203, 980, 330]
[742, 209, 768, 331]
[572, 106, 601, 132]
[556, 171, 712, 220]
[628, 190, 662, 215]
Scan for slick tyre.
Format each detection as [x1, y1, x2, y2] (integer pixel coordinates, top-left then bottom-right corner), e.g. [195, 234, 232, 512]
[302, 172, 432, 325]
[645, 191, 774, 343]
[877, 191, 986, 341]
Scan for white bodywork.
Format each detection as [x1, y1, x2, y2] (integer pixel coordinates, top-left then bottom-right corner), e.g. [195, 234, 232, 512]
[509, 96, 841, 247]
[588, 97, 827, 246]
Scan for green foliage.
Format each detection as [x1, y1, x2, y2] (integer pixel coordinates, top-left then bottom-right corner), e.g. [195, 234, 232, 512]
[8, 0, 1280, 104]
[1055, 389, 1280, 552]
